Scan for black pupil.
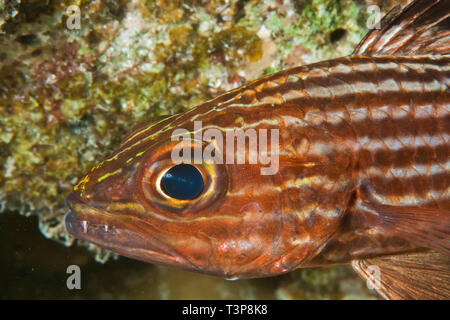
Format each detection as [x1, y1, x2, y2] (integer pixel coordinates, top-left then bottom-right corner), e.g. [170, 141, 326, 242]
[160, 164, 204, 200]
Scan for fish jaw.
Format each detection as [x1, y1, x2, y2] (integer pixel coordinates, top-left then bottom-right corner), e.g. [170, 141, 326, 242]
[64, 193, 198, 271]
[65, 187, 327, 279]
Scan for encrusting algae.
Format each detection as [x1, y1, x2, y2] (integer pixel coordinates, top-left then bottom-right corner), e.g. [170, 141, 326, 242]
[0, 0, 404, 299]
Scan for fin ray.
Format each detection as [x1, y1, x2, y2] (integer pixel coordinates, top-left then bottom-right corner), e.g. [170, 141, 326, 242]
[354, 0, 450, 56]
[352, 251, 450, 299]
[362, 201, 450, 255]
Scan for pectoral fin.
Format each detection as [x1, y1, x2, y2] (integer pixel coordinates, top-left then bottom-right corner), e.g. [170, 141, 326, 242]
[352, 250, 450, 299]
[361, 201, 450, 255]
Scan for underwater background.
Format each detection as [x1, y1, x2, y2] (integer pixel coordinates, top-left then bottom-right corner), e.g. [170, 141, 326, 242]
[1, 0, 410, 299]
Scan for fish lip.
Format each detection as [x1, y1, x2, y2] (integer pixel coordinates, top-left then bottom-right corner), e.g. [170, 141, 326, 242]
[65, 206, 263, 278]
[64, 198, 197, 270]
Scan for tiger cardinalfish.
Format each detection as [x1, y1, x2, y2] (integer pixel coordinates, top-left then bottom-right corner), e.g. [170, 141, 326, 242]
[65, 0, 450, 299]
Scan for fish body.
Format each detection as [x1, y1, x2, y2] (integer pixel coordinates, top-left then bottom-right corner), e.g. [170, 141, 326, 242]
[66, 0, 450, 299]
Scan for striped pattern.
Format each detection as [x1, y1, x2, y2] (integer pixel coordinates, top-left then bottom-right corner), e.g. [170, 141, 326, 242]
[182, 54, 450, 214]
[66, 53, 449, 277]
[64, 0, 450, 286]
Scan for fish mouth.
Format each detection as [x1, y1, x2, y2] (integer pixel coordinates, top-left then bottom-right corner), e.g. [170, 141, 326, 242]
[65, 193, 249, 278]
[64, 193, 197, 270]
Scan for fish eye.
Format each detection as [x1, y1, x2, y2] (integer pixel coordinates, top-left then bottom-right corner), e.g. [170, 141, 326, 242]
[140, 142, 227, 213]
[160, 164, 204, 200]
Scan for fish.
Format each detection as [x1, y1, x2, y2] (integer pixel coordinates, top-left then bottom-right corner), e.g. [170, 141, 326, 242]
[65, 0, 450, 299]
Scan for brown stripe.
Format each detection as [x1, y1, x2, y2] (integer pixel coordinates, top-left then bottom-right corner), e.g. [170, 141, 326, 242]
[322, 114, 450, 141]
[244, 56, 449, 104]
[362, 172, 449, 197]
[357, 144, 449, 170]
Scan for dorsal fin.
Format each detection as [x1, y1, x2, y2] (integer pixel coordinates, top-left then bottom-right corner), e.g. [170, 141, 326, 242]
[354, 0, 450, 56]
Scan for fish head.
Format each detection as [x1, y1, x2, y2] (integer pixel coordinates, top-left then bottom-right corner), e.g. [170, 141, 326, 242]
[66, 94, 356, 278]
